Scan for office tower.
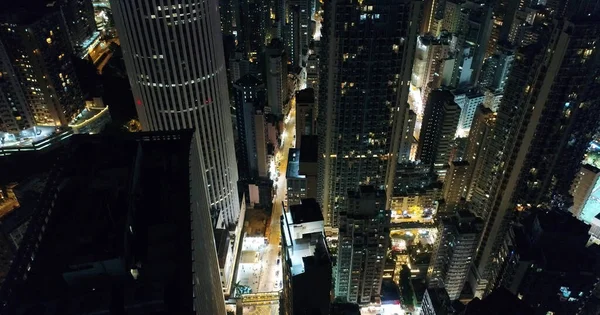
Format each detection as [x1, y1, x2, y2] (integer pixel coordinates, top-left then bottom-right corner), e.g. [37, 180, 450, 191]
[111, 0, 241, 229]
[281, 198, 332, 315]
[336, 186, 390, 304]
[295, 88, 315, 148]
[464, 106, 495, 199]
[427, 210, 483, 300]
[318, 0, 421, 226]
[0, 131, 226, 314]
[59, 0, 98, 57]
[265, 38, 288, 117]
[417, 90, 461, 173]
[478, 46, 515, 92]
[0, 3, 85, 129]
[471, 18, 600, 296]
[286, 137, 318, 206]
[453, 90, 485, 136]
[233, 74, 267, 180]
[570, 164, 600, 223]
[441, 160, 470, 215]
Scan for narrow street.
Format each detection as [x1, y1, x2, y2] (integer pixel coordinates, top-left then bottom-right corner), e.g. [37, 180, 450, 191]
[257, 102, 296, 292]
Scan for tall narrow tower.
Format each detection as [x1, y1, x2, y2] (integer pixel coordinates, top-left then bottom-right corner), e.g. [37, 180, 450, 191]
[110, 0, 240, 229]
[317, 0, 422, 226]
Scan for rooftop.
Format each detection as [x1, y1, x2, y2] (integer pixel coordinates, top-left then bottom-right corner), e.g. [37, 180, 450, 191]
[234, 73, 263, 87]
[286, 148, 303, 179]
[0, 131, 196, 314]
[296, 88, 315, 104]
[299, 135, 319, 163]
[290, 199, 323, 224]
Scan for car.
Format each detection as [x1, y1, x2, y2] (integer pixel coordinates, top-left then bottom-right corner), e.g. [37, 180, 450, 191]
[277, 259, 280, 265]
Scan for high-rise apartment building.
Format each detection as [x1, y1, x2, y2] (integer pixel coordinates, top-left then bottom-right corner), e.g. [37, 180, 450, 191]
[110, 0, 241, 229]
[470, 17, 600, 296]
[0, 3, 85, 129]
[336, 186, 390, 304]
[233, 74, 267, 180]
[441, 160, 470, 215]
[411, 35, 451, 104]
[463, 105, 495, 200]
[59, 0, 98, 57]
[427, 210, 483, 300]
[417, 90, 461, 173]
[0, 40, 34, 133]
[478, 45, 515, 92]
[317, 0, 422, 226]
[265, 38, 289, 117]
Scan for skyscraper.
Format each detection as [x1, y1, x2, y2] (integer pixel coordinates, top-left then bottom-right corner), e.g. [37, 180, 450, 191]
[318, 0, 422, 226]
[471, 17, 600, 296]
[110, 0, 241, 228]
[336, 186, 390, 304]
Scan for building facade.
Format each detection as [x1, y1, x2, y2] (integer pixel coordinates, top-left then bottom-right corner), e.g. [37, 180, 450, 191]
[233, 74, 267, 180]
[417, 90, 461, 174]
[336, 186, 390, 304]
[427, 210, 483, 300]
[317, 0, 422, 226]
[471, 17, 600, 296]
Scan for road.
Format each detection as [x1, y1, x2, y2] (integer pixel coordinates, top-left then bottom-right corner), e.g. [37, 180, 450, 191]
[257, 102, 296, 293]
